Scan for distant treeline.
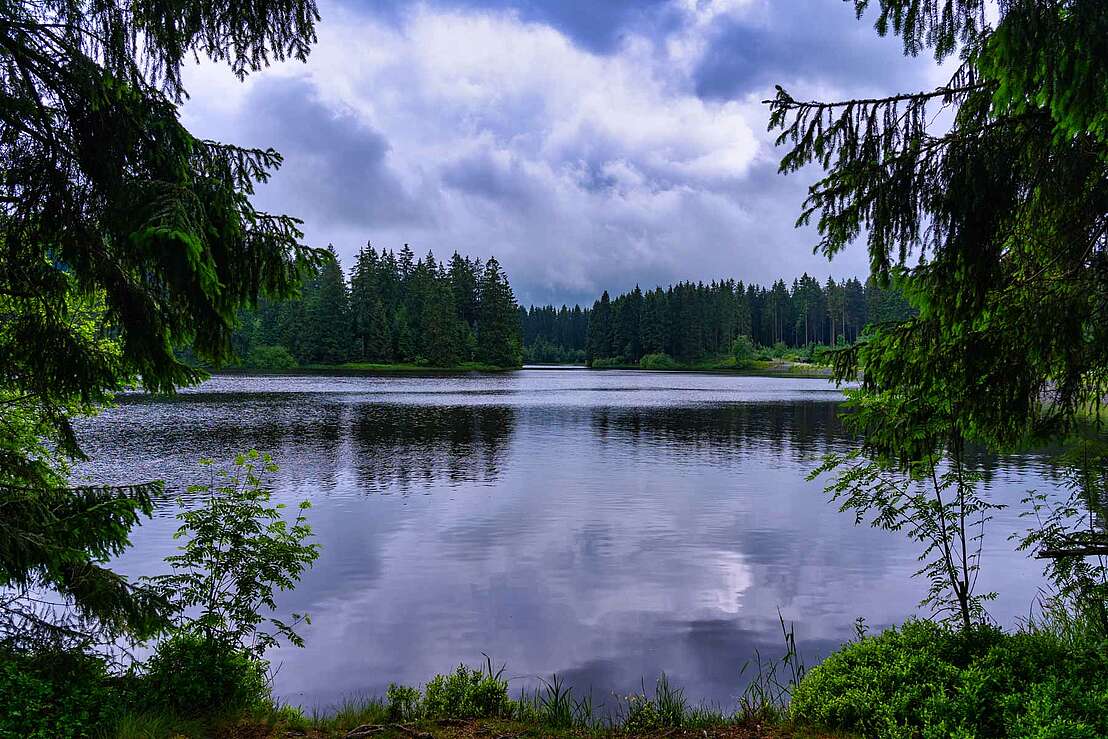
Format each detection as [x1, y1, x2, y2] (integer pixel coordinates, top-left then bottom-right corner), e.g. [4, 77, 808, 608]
[522, 275, 912, 366]
[232, 244, 523, 369]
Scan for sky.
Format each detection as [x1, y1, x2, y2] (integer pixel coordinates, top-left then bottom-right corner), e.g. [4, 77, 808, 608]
[180, 0, 944, 307]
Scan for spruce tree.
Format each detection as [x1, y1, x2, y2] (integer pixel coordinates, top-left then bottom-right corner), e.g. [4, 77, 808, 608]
[350, 243, 380, 360]
[0, 0, 321, 644]
[302, 247, 353, 364]
[769, 0, 1108, 450]
[475, 257, 523, 367]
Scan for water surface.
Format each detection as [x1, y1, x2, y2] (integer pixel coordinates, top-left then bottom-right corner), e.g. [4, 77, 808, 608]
[78, 369, 1054, 710]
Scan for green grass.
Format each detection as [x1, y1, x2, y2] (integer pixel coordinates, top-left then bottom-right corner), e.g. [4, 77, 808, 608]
[100, 665, 818, 738]
[589, 354, 832, 377]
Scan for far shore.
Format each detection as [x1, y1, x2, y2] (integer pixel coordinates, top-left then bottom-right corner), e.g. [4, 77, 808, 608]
[216, 359, 835, 379]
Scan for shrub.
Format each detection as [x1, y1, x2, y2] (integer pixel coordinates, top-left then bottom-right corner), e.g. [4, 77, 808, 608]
[0, 648, 119, 738]
[730, 336, 756, 368]
[245, 344, 298, 370]
[791, 619, 1108, 738]
[589, 356, 624, 369]
[638, 352, 680, 370]
[386, 683, 422, 721]
[422, 663, 511, 719]
[142, 633, 269, 717]
[151, 451, 319, 655]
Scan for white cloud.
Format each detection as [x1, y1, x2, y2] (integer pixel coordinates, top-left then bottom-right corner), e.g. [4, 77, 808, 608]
[178, 0, 911, 305]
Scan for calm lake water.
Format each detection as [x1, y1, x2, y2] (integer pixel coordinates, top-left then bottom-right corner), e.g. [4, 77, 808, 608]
[77, 369, 1056, 710]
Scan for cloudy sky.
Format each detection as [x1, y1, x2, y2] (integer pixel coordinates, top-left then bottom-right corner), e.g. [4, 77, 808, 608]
[181, 0, 942, 306]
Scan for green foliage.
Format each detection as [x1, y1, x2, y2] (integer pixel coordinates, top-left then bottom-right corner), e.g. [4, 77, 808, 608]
[769, 1, 1108, 450]
[422, 662, 512, 719]
[385, 683, 422, 722]
[0, 648, 119, 739]
[791, 619, 1108, 738]
[737, 613, 807, 723]
[731, 335, 756, 367]
[475, 258, 524, 368]
[244, 344, 298, 370]
[151, 451, 318, 655]
[234, 246, 524, 368]
[638, 352, 680, 370]
[1019, 439, 1108, 635]
[522, 336, 586, 364]
[619, 674, 688, 733]
[0, 0, 323, 646]
[141, 632, 270, 718]
[812, 413, 1002, 629]
[580, 275, 906, 366]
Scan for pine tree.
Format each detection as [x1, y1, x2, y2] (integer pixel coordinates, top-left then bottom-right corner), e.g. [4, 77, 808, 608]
[448, 252, 480, 329]
[302, 247, 353, 364]
[475, 258, 523, 367]
[586, 291, 613, 363]
[350, 243, 379, 359]
[367, 299, 394, 361]
[769, 0, 1108, 450]
[0, 0, 322, 645]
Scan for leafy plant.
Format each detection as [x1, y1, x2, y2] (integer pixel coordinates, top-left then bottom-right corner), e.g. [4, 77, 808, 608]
[422, 661, 511, 719]
[638, 352, 680, 370]
[245, 345, 299, 371]
[141, 632, 269, 718]
[730, 336, 756, 367]
[385, 683, 422, 721]
[151, 451, 319, 656]
[0, 648, 119, 739]
[1019, 438, 1108, 635]
[813, 432, 1000, 629]
[790, 619, 1108, 738]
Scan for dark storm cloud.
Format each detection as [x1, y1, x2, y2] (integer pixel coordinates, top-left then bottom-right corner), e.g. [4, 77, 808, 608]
[694, 1, 933, 101]
[441, 150, 540, 206]
[354, 0, 674, 53]
[243, 75, 425, 229]
[181, 0, 943, 305]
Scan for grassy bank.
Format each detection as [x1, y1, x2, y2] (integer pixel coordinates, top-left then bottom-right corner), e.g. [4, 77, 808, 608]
[11, 616, 1108, 738]
[589, 356, 832, 378]
[107, 666, 829, 739]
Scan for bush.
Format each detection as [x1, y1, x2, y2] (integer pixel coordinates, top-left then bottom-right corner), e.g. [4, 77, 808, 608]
[386, 683, 422, 721]
[0, 648, 119, 738]
[244, 344, 298, 370]
[142, 633, 270, 717]
[589, 356, 624, 369]
[730, 336, 756, 368]
[638, 352, 680, 370]
[422, 663, 511, 719]
[791, 619, 1108, 738]
[152, 451, 318, 656]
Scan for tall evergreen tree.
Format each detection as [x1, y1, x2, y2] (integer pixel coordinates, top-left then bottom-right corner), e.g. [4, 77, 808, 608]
[301, 247, 353, 364]
[0, 0, 322, 644]
[475, 258, 523, 367]
[769, 0, 1108, 450]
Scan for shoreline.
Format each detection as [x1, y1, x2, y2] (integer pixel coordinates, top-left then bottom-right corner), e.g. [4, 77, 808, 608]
[217, 361, 835, 380]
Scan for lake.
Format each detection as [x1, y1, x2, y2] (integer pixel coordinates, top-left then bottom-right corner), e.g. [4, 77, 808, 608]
[76, 368, 1056, 711]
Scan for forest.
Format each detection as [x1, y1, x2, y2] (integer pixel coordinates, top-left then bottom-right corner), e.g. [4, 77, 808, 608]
[521, 275, 911, 366]
[240, 261, 911, 370]
[231, 244, 524, 369]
